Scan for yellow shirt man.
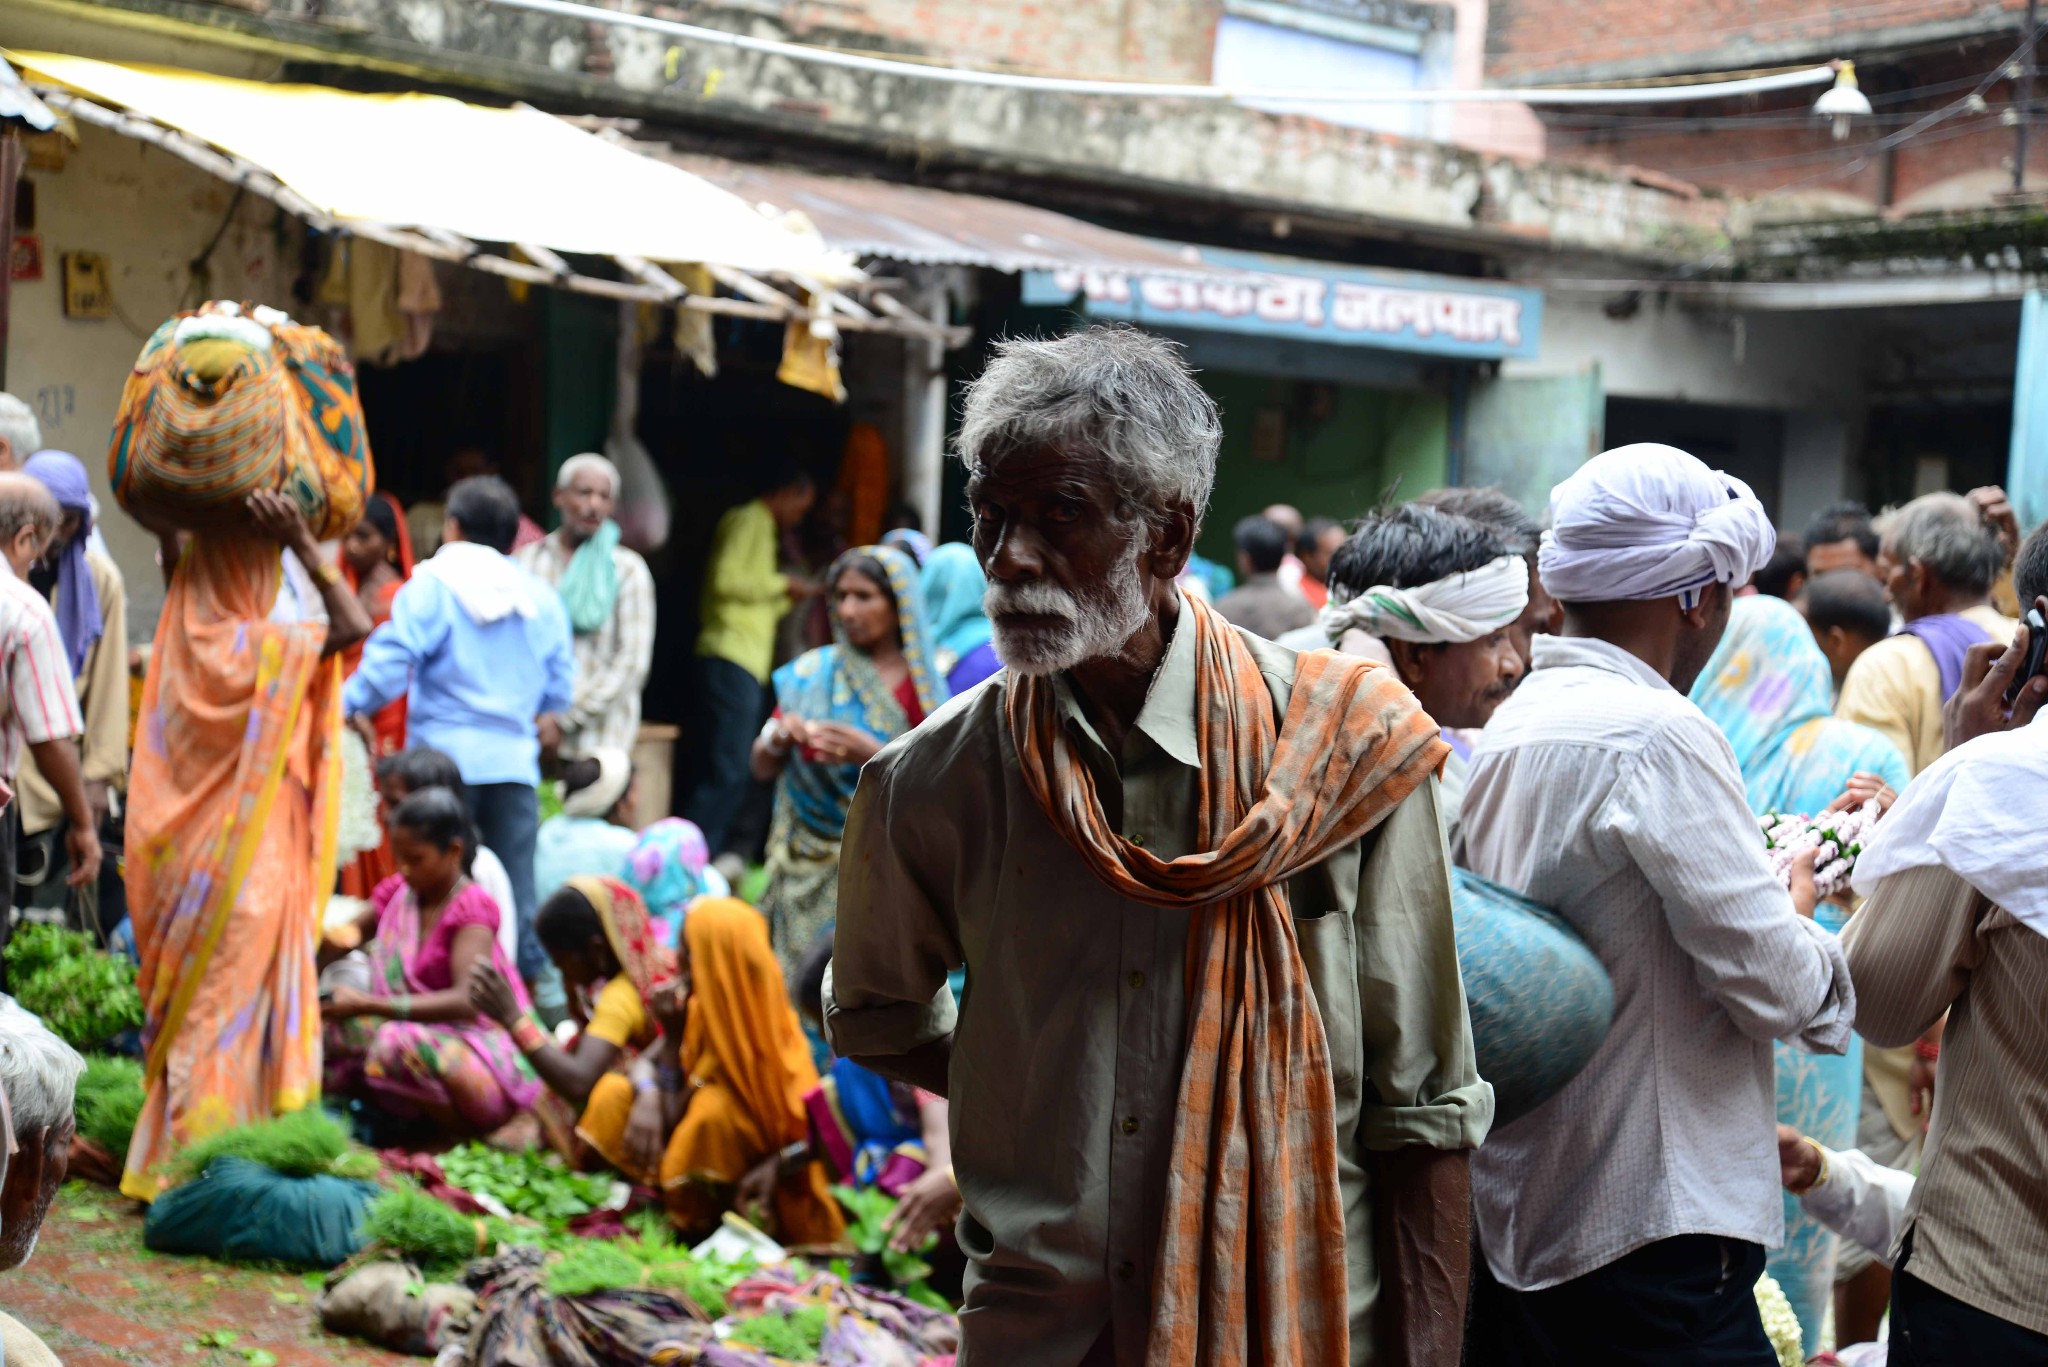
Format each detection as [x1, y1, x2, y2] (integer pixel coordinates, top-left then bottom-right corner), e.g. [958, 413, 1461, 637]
[1835, 604, 2015, 775]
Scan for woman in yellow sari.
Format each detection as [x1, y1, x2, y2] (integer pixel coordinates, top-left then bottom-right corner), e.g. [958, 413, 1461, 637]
[114, 304, 373, 1200]
[471, 886, 843, 1244]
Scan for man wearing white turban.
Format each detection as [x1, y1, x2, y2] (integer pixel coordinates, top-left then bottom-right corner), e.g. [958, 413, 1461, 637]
[1458, 444, 1857, 1365]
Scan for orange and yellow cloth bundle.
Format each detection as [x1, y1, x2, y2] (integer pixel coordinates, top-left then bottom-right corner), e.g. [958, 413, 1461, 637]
[106, 300, 372, 538]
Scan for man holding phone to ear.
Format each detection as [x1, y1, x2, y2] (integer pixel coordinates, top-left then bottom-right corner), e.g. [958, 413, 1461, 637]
[1843, 520, 2048, 1363]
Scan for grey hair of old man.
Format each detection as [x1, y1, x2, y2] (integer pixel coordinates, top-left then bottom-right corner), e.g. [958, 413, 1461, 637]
[1877, 491, 2005, 594]
[0, 473, 58, 545]
[954, 327, 1221, 531]
[0, 998, 84, 1141]
[0, 394, 41, 465]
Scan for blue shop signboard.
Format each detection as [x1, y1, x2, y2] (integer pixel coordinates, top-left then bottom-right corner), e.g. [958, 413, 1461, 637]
[1022, 249, 1542, 361]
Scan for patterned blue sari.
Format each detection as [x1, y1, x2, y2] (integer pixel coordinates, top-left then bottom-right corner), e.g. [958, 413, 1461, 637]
[1691, 594, 1910, 1345]
[761, 544, 946, 981]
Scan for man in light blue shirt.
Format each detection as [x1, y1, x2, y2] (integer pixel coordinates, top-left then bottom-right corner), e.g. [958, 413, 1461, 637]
[343, 475, 574, 982]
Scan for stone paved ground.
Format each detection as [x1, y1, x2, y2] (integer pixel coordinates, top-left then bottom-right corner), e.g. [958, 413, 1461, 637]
[2, 1181, 411, 1367]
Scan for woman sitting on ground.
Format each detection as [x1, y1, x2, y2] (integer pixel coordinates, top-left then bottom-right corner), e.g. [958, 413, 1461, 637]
[470, 886, 843, 1244]
[363, 747, 519, 968]
[534, 749, 641, 902]
[323, 788, 540, 1137]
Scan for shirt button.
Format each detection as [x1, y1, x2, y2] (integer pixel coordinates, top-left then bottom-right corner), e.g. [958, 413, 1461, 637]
[1127, 970, 1145, 990]
[1117, 1260, 1136, 1281]
[1121, 1115, 1139, 1136]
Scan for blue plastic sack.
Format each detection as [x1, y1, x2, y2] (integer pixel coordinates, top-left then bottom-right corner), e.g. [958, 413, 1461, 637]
[144, 1155, 375, 1268]
[1451, 868, 1615, 1127]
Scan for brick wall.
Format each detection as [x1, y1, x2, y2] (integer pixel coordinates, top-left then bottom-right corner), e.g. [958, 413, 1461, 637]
[1487, 0, 2029, 82]
[1540, 43, 2048, 210]
[772, 0, 1226, 82]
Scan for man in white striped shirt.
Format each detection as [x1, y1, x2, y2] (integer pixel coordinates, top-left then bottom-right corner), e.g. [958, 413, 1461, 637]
[0, 474, 96, 987]
[1458, 446, 1854, 1365]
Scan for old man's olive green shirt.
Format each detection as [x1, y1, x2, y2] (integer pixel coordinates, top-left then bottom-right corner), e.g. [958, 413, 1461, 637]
[825, 596, 1491, 1366]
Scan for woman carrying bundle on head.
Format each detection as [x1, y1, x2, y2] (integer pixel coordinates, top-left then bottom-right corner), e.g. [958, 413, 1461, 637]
[469, 885, 843, 1244]
[323, 788, 539, 1139]
[117, 303, 376, 1201]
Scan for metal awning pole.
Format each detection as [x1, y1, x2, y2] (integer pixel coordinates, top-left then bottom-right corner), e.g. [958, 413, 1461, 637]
[0, 127, 20, 391]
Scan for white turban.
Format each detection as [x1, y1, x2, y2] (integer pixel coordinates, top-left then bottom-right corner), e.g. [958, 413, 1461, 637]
[1321, 553, 1530, 645]
[560, 747, 633, 819]
[1538, 444, 1774, 604]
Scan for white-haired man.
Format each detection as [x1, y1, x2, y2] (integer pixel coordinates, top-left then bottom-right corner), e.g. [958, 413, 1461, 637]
[1458, 444, 1855, 1364]
[826, 327, 1489, 1366]
[0, 396, 40, 471]
[516, 453, 656, 762]
[0, 996, 84, 1366]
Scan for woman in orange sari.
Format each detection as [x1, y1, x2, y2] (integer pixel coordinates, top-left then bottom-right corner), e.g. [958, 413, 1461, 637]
[338, 492, 413, 897]
[114, 305, 374, 1201]
[473, 889, 843, 1244]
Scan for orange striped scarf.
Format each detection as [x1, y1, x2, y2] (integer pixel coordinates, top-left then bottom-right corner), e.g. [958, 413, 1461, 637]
[1007, 593, 1448, 1366]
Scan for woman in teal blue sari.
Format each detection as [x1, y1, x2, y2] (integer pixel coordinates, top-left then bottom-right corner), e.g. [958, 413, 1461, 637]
[751, 544, 946, 982]
[920, 542, 1002, 695]
[1691, 592, 1910, 1346]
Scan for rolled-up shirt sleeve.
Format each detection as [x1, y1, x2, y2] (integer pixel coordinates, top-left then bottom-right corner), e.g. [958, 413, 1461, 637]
[1355, 779, 1494, 1152]
[823, 748, 962, 1061]
[1607, 714, 1854, 1053]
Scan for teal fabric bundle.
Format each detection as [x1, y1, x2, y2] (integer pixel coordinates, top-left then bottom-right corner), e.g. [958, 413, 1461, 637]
[557, 520, 622, 633]
[1450, 868, 1615, 1127]
[144, 1155, 375, 1268]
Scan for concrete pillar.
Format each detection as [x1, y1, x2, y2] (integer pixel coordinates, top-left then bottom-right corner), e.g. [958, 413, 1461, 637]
[1779, 410, 1849, 534]
[899, 284, 950, 539]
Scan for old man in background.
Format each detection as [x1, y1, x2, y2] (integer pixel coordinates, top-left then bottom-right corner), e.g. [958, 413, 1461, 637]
[827, 326, 1488, 1366]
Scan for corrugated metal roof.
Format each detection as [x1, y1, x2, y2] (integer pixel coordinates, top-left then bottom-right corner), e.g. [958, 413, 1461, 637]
[0, 57, 57, 131]
[654, 149, 1250, 279]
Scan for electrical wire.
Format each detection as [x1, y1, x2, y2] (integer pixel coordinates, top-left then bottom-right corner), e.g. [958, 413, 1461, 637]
[479, 0, 1838, 106]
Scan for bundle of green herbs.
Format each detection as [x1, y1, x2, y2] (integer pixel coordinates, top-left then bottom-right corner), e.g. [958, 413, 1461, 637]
[357, 1181, 486, 1273]
[4, 925, 143, 1050]
[173, 1107, 378, 1182]
[73, 1055, 146, 1162]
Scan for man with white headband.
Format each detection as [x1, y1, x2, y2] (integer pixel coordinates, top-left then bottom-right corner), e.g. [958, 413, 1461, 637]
[517, 453, 656, 761]
[1320, 504, 1528, 826]
[1459, 443, 1855, 1365]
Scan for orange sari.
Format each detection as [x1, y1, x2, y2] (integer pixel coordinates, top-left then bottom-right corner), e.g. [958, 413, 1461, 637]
[121, 535, 341, 1201]
[578, 897, 844, 1245]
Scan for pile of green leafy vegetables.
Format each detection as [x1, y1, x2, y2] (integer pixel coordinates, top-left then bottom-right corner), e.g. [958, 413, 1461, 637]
[174, 1107, 379, 1182]
[74, 1055, 146, 1162]
[5, 925, 143, 1050]
[437, 1143, 614, 1222]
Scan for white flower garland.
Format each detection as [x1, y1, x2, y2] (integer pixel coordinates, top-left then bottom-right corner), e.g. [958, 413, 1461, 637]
[335, 727, 383, 862]
[1759, 800, 1882, 900]
[1755, 1273, 1803, 1367]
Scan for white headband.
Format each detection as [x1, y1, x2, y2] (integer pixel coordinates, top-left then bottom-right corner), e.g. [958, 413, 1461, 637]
[1322, 553, 1529, 645]
[560, 747, 633, 819]
[556, 452, 621, 496]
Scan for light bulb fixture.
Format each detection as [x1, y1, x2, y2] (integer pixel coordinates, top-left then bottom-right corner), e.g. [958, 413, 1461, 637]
[1814, 60, 1873, 141]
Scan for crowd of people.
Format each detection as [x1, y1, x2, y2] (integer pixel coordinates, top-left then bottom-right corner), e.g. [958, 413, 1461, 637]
[0, 309, 2039, 1367]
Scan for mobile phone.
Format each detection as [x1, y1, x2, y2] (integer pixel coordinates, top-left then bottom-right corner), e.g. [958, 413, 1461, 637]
[2005, 608, 2048, 706]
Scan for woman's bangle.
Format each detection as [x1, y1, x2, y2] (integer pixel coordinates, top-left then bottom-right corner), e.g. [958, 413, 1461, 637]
[1789, 1136, 1831, 1196]
[655, 1064, 687, 1094]
[391, 993, 411, 1020]
[510, 1015, 549, 1055]
[1916, 1036, 1941, 1062]
[311, 559, 344, 589]
[775, 1139, 811, 1177]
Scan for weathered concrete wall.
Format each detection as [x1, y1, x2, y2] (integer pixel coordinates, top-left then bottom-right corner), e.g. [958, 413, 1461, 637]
[6, 121, 300, 641]
[13, 0, 1735, 263]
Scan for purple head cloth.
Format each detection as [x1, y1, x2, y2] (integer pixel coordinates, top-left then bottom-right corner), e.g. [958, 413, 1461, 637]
[21, 450, 102, 677]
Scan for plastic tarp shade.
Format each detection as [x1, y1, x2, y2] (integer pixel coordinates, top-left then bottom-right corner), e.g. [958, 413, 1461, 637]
[8, 51, 856, 283]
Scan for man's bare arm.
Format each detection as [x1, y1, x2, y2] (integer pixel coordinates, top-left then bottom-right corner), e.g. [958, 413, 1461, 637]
[848, 1035, 954, 1099]
[1375, 1146, 1472, 1367]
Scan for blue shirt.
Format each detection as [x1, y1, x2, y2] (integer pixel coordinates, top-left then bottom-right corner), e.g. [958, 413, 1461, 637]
[342, 570, 575, 787]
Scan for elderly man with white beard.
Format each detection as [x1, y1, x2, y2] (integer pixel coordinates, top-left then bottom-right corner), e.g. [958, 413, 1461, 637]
[824, 327, 1491, 1367]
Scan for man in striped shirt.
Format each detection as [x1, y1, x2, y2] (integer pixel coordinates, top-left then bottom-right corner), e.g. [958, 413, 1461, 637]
[0, 473, 96, 986]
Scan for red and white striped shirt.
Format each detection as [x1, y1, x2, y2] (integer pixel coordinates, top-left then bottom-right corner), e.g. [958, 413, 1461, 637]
[0, 561, 83, 806]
